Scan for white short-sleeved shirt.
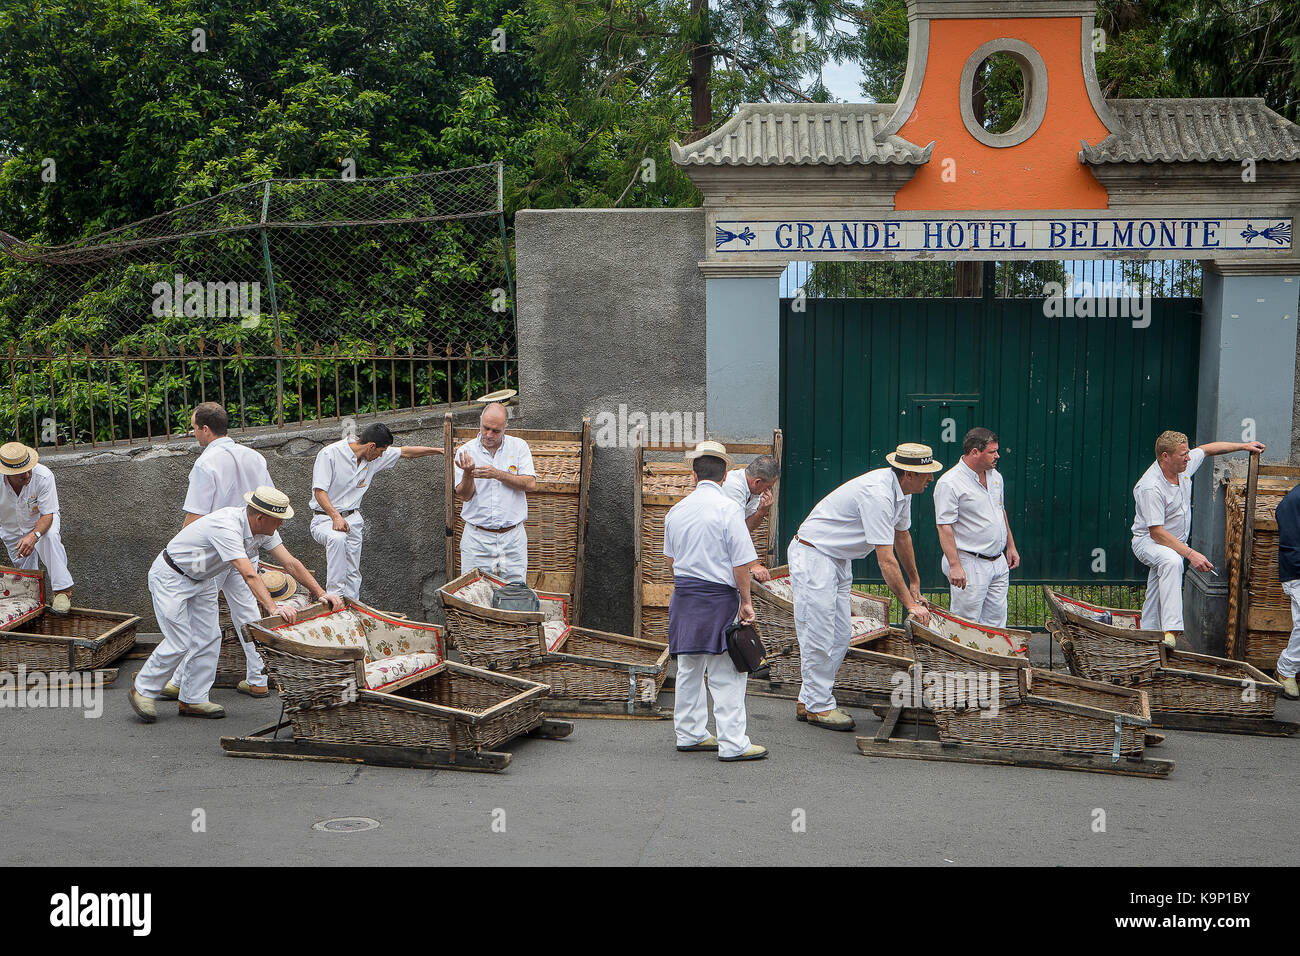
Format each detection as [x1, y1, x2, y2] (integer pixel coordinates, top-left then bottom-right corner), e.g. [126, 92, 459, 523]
[933, 459, 1007, 557]
[311, 440, 402, 515]
[797, 468, 911, 561]
[454, 434, 536, 528]
[183, 436, 273, 516]
[165, 505, 282, 581]
[1131, 447, 1205, 542]
[663, 481, 758, 587]
[0, 463, 60, 535]
[722, 468, 761, 518]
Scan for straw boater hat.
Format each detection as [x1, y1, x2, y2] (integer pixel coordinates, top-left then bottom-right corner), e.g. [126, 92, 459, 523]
[0, 442, 38, 476]
[885, 442, 944, 474]
[684, 439, 734, 470]
[243, 485, 294, 520]
[477, 388, 517, 405]
[259, 568, 297, 601]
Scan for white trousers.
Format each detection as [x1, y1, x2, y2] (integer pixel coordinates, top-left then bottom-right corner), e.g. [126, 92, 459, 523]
[1132, 535, 1185, 632]
[673, 652, 750, 758]
[790, 542, 853, 713]
[942, 553, 1009, 627]
[135, 555, 222, 705]
[2, 514, 74, 592]
[311, 512, 365, 600]
[1276, 579, 1300, 678]
[173, 562, 267, 689]
[460, 523, 528, 583]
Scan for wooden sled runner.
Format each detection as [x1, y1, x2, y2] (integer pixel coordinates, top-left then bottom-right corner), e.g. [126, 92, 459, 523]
[439, 569, 670, 717]
[1043, 586, 1298, 737]
[0, 565, 139, 688]
[220, 599, 573, 773]
[858, 618, 1173, 779]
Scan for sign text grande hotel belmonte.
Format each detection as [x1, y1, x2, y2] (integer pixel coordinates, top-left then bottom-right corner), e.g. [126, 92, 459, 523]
[713, 218, 1294, 255]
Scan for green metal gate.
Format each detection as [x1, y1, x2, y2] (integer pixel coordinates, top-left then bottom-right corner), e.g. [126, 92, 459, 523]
[779, 295, 1201, 606]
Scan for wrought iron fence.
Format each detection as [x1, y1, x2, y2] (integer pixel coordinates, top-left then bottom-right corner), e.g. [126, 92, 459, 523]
[783, 258, 1203, 299]
[0, 163, 515, 448]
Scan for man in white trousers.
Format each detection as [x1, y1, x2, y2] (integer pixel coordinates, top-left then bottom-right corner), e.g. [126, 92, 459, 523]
[311, 422, 443, 599]
[791, 442, 940, 731]
[0, 442, 74, 614]
[1272, 482, 1300, 699]
[934, 427, 1021, 627]
[129, 487, 341, 722]
[663, 440, 765, 762]
[721, 453, 779, 582]
[454, 402, 536, 583]
[165, 402, 275, 701]
[1131, 430, 1264, 647]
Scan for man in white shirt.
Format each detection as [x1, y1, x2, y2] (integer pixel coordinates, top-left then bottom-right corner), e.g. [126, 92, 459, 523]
[129, 487, 342, 722]
[1131, 430, 1265, 645]
[454, 402, 536, 583]
[166, 402, 275, 701]
[790, 442, 941, 731]
[311, 422, 443, 599]
[0, 442, 74, 614]
[721, 454, 779, 582]
[934, 427, 1021, 627]
[664, 441, 765, 762]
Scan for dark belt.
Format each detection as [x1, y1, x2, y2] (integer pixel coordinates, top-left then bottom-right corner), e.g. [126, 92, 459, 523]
[312, 509, 357, 518]
[471, 522, 520, 535]
[793, 535, 824, 554]
[960, 549, 1004, 562]
[162, 551, 198, 581]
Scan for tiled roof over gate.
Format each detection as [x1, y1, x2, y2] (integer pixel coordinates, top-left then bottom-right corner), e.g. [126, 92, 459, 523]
[671, 103, 932, 167]
[1081, 98, 1300, 164]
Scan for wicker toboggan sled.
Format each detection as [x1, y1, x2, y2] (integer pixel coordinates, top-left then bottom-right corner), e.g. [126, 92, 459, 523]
[858, 616, 1173, 778]
[220, 598, 572, 772]
[439, 569, 669, 717]
[1043, 586, 1296, 737]
[0, 565, 139, 688]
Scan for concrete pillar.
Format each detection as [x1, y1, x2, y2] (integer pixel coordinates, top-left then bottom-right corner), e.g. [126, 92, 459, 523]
[703, 264, 785, 441]
[1185, 261, 1300, 653]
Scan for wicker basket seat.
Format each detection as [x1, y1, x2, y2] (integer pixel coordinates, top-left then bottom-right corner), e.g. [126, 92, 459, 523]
[1044, 587, 1282, 720]
[439, 568, 670, 714]
[906, 617, 1154, 757]
[924, 603, 1030, 658]
[247, 599, 549, 752]
[0, 565, 140, 674]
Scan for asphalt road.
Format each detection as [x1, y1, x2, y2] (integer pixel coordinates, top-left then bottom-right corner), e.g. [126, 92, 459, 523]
[3, 635, 1297, 867]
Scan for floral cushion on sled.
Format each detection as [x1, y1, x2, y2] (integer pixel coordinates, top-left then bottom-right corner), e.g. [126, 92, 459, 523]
[0, 568, 44, 629]
[364, 652, 441, 689]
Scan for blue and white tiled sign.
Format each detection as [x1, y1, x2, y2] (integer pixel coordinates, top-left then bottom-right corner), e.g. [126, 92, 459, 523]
[713, 218, 1292, 254]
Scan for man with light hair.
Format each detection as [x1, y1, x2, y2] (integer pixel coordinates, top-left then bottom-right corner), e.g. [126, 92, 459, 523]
[934, 427, 1021, 627]
[722, 453, 779, 582]
[454, 402, 536, 583]
[1131, 430, 1264, 646]
[129, 487, 342, 722]
[311, 421, 443, 599]
[790, 442, 940, 731]
[0, 441, 74, 614]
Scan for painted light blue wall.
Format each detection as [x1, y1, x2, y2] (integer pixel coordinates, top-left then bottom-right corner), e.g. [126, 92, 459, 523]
[1186, 269, 1299, 653]
[705, 275, 782, 441]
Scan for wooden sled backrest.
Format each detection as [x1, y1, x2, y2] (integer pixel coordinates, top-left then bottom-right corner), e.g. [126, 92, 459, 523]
[906, 617, 1029, 706]
[924, 603, 1030, 658]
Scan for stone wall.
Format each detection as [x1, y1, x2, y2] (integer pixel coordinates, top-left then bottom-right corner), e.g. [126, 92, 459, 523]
[516, 207, 708, 633]
[41, 407, 482, 630]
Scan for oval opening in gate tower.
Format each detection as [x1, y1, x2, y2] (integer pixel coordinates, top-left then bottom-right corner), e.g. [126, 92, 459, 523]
[975, 52, 1026, 135]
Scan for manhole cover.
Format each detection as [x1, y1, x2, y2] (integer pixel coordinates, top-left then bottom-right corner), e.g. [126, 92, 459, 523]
[312, 817, 381, 833]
